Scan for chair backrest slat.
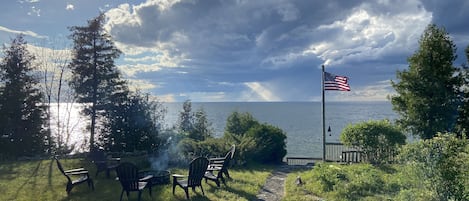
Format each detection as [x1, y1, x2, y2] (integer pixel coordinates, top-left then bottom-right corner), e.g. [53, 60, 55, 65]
[116, 162, 140, 191]
[188, 157, 209, 186]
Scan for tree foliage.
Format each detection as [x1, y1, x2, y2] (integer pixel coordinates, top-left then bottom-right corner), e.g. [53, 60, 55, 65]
[224, 111, 259, 143]
[390, 24, 460, 139]
[340, 120, 405, 164]
[456, 45, 469, 135]
[176, 100, 213, 141]
[0, 35, 48, 158]
[177, 100, 194, 134]
[100, 91, 165, 153]
[223, 111, 286, 164]
[398, 133, 469, 200]
[68, 14, 125, 150]
[241, 124, 287, 164]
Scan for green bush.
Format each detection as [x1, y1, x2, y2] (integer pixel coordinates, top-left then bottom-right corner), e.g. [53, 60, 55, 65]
[177, 137, 228, 159]
[398, 133, 469, 200]
[240, 124, 287, 164]
[340, 120, 405, 164]
[223, 112, 287, 165]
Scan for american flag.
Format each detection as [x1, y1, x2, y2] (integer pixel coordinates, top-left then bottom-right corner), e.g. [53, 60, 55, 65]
[324, 72, 351, 91]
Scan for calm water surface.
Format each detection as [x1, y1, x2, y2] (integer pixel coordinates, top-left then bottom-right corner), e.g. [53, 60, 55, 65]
[52, 101, 397, 158]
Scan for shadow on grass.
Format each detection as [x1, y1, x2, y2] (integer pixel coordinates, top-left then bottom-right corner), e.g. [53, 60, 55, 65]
[11, 160, 42, 200]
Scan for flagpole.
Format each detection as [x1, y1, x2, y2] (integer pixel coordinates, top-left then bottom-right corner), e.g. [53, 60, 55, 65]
[321, 64, 326, 162]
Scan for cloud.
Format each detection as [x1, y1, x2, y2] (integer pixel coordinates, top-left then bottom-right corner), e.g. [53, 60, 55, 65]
[66, 4, 74, 11]
[0, 26, 47, 39]
[325, 80, 395, 102]
[27, 6, 41, 16]
[118, 63, 162, 77]
[98, 0, 466, 102]
[310, 1, 431, 66]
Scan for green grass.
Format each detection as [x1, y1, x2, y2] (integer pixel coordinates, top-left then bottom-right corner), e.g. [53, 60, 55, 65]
[283, 163, 438, 201]
[0, 158, 273, 201]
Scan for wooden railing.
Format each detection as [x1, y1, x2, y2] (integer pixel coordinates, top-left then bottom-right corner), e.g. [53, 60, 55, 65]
[285, 143, 363, 165]
[325, 142, 362, 162]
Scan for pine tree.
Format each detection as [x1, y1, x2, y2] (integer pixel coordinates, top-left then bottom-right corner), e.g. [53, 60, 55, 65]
[390, 24, 460, 139]
[0, 35, 48, 158]
[68, 14, 124, 151]
[456, 45, 469, 135]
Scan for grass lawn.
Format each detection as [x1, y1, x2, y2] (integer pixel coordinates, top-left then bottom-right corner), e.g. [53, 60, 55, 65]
[0, 157, 274, 201]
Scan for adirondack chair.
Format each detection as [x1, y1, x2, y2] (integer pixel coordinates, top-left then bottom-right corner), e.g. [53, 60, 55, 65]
[54, 156, 94, 195]
[116, 162, 153, 201]
[172, 157, 209, 199]
[208, 144, 235, 179]
[88, 149, 120, 178]
[204, 154, 230, 187]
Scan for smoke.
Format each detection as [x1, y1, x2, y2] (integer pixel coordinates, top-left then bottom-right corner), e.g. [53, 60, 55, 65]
[149, 130, 186, 169]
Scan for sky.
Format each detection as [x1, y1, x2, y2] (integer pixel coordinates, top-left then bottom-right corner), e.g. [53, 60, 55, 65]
[0, 0, 468, 102]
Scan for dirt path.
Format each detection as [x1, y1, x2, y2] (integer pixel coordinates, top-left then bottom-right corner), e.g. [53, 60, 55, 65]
[255, 165, 292, 201]
[256, 165, 323, 201]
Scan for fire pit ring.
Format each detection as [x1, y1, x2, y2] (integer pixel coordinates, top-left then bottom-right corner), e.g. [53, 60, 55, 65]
[139, 170, 171, 185]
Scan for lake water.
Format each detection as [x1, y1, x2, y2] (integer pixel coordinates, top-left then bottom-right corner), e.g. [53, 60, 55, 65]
[163, 101, 397, 158]
[52, 101, 397, 158]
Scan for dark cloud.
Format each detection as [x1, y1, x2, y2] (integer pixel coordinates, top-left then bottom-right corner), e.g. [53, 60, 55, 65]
[103, 0, 468, 101]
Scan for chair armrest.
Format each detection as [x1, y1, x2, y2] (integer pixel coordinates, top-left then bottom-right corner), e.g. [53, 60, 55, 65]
[209, 157, 225, 161]
[64, 168, 86, 173]
[66, 170, 89, 175]
[139, 175, 153, 181]
[207, 166, 222, 171]
[109, 157, 121, 162]
[172, 174, 185, 178]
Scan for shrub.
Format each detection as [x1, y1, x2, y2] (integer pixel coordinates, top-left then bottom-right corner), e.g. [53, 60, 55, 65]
[240, 124, 287, 164]
[223, 111, 287, 165]
[398, 133, 469, 200]
[177, 137, 228, 159]
[340, 120, 405, 164]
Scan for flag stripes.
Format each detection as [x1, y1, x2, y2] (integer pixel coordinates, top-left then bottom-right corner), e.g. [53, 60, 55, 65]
[324, 72, 351, 91]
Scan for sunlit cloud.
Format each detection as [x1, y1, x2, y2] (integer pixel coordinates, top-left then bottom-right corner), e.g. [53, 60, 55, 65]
[118, 63, 162, 77]
[0, 26, 47, 39]
[309, 2, 431, 66]
[127, 78, 158, 92]
[66, 4, 75, 11]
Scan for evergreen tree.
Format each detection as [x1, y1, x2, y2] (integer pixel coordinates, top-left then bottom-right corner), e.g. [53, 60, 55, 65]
[456, 45, 469, 135]
[0, 35, 48, 157]
[190, 107, 213, 141]
[177, 100, 194, 134]
[100, 91, 162, 152]
[68, 14, 124, 151]
[390, 24, 460, 139]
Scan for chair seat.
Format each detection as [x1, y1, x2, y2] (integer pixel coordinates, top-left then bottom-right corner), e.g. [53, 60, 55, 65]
[137, 181, 148, 190]
[55, 156, 94, 194]
[204, 171, 217, 180]
[72, 175, 90, 185]
[175, 179, 188, 188]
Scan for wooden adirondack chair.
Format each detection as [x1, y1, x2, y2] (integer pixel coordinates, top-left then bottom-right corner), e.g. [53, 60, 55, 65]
[172, 157, 209, 199]
[88, 149, 120, 178]
[115, 162, 153, 201]
[207, 144, 235, 179]
[54, 156, 94, 195]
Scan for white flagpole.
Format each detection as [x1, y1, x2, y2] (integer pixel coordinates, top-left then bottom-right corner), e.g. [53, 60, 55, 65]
[321, 65, 326, 162]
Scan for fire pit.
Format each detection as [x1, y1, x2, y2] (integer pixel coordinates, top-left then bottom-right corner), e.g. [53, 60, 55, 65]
[139, 170, 171, 185]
